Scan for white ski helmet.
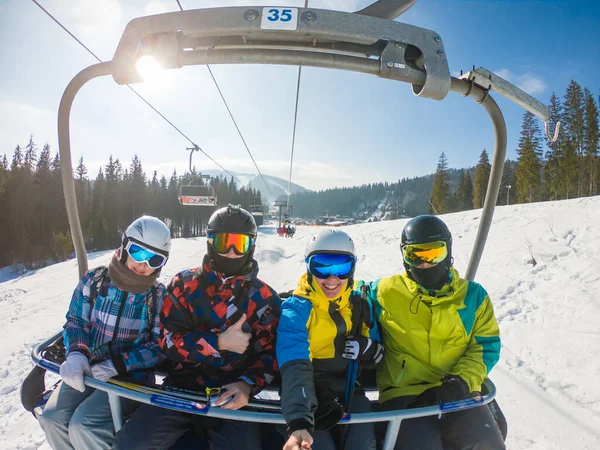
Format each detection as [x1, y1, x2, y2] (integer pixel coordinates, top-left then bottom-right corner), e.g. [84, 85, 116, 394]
[305, 229, 356, 260]
[122, 215, 172, 257]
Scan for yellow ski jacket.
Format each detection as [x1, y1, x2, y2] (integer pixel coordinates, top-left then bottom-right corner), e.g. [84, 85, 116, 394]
[356, 267, 500, 403]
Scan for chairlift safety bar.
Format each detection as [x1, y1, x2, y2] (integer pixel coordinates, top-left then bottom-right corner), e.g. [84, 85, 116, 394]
[31, 331, 497, 450]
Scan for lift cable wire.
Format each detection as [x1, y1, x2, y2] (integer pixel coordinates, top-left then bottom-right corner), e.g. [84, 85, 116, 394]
[285, 0, 309, 214]
[31, 0, 241, 184]
[287, 66, 303, 215]
[175, 0, 273, 195]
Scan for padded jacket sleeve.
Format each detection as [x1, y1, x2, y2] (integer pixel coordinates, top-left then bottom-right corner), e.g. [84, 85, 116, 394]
[276, 297, 318, 434]
[451, 283, 501, 391]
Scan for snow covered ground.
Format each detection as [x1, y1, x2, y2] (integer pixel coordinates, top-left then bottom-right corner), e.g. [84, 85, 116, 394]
[1, 197, 600, 449]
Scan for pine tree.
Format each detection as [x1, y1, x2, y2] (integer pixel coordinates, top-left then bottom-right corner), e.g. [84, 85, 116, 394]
[11, 145, 23, 171]
[35, 144, 52, 256]
[430, 152, 450, 214]
[455, 170, 473, 211]
[76, 156, 88, 180]
[126, 154, 147, 222]
[74, 155, 91, 240]
[562, 80, 585, 197]
[583, 88, 599, 196]
[473, 150, 491, 208]
[515, 112, 543, 203]
[544, 93, 564, 200]
[0, 154, 9, 266]
[498, 160, 516, 205]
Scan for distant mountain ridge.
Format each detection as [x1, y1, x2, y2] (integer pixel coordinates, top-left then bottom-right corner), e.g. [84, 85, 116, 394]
[198, 170, 310, 204]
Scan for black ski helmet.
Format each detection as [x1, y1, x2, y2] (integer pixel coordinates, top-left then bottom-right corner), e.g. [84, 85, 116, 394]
[401, 215, 453, 290]
[206, 205, 257, 276]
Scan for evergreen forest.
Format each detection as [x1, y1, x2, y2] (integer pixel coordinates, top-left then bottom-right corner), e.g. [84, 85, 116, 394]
[0, 144, 262, 269]
[289, 81, 599, 219]
[1, 80, 597, 268]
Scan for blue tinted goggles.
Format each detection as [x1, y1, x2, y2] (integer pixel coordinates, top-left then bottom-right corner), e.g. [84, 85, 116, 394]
[306, 253, 356, 280]
[125, 241, 168, 269]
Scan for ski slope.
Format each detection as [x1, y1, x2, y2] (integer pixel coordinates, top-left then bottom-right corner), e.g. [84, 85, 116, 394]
[1, 197, 600, 449]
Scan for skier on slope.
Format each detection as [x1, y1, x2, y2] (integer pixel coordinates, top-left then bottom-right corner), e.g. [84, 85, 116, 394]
[277, 229, 384, 450]
[38, 216, 171, 450]
[356, 215, 505, 450]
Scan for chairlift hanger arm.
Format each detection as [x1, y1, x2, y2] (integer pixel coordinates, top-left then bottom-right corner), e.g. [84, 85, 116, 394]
[459, 67, 560, 142]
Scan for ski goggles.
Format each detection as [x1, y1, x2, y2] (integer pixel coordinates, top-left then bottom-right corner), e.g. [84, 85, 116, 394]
[207, 233, 255, 255]
[402, 240, 448, 269]
[306, 253, 356, 280]
[124, 240, 168, 269]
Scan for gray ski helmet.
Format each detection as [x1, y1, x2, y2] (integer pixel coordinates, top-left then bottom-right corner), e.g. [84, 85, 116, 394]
[305, 229, 357, 288]
[121, 216, 171, 265]
[305, 229, 356, 259]
[207, 205, 257, 238]
[401, 215, 452, 289]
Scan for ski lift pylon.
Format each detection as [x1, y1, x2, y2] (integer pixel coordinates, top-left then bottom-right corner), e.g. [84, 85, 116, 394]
[178, 146, 218, 206]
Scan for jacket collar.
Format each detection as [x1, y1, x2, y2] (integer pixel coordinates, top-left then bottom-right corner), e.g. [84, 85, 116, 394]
[402, 266, 461, 303]
[200, 254, 258, 286]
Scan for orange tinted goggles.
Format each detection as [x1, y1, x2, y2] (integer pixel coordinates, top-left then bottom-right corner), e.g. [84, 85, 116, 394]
[207, 233, 254, 255]
[402, 240, 448, 268]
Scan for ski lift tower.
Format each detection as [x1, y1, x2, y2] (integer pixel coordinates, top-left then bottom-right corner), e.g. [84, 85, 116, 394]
[274, 200, 288, 229]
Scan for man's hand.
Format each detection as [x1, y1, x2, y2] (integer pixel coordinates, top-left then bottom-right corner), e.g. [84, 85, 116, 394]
[217, 381, 252, 410]
[218, 313, 251, 354]
[59, 352, 92, 392]
[409, 375, 470, 408]
[283, 430, 313, 450]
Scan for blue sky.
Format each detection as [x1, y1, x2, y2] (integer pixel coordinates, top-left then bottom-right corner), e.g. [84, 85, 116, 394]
[1, 0, 599, 191]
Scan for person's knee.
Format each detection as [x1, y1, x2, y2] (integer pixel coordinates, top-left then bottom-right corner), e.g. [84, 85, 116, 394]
[67, 414, 87, 443]
[38, 405, 70, 429]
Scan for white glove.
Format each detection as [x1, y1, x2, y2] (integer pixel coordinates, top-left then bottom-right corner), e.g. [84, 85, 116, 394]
[59, 352, 92, 392]
[91, 360, 119, 382]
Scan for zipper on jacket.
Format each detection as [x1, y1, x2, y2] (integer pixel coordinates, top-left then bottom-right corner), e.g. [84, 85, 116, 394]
[394, 360, 406, 385]
[108, 290, 129, 357]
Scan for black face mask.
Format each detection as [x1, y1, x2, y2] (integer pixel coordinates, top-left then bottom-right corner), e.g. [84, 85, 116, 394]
[407, 257, 451, 290]
[208, 246, 253, 277]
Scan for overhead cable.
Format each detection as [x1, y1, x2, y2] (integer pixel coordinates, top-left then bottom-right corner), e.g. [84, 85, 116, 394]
[286, 0, 310, 213]
[175, 0, 273, 195]
[30, 0, 241, 184]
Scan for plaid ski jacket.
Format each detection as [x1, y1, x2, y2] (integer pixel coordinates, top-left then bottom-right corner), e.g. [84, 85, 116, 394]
[159, 256, 281, 395]
[63, 265, 167, 374]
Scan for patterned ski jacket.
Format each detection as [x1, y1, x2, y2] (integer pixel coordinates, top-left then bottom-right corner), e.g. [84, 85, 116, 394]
[276, 273, 383, 432]
[159, 256, 281, 395]
[356, 267, 501, 403]
[63, 266, 167, 375]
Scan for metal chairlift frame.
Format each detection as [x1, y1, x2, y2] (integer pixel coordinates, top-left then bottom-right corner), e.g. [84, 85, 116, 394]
[48, 0, 557, 447]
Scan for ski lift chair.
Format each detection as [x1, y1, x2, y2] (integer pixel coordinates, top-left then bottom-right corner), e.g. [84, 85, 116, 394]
[178, 174, 218, 206]
[24, 0, 563, 448]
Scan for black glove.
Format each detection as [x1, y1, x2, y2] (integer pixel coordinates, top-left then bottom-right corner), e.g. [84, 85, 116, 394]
[342, 335, 384, 365]
[409, 376, 470, 408]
